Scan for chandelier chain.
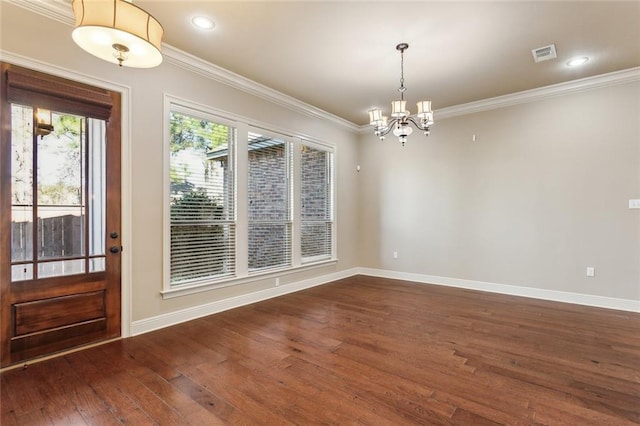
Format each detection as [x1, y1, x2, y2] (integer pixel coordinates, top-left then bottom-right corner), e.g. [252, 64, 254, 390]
[399, 48, 406, 100]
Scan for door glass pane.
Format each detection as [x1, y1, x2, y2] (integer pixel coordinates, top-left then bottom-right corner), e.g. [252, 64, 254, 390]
[37, 206, 85, 259]
[38, 259, 85, 279]
[88, 118, 106, 257]
[11, 264, 33, 282]
[89, 257, 105, 273]
[11, 105, 34, 263]
[10, 105, 107, 281]
[37, 112, 85, 260]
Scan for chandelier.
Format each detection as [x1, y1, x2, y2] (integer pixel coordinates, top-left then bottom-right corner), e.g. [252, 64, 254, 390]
[71, 0, 164, 68]
[368, 43, 434, 146]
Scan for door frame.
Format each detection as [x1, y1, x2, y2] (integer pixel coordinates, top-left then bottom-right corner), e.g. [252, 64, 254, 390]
[0, 52, 133, 343]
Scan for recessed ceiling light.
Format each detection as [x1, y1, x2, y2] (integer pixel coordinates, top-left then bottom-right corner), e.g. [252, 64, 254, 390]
[567, 56, 589, 67]
[191, 16, 215, 31]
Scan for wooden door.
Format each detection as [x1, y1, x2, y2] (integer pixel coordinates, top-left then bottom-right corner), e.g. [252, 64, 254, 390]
[0, 63, 122, 367]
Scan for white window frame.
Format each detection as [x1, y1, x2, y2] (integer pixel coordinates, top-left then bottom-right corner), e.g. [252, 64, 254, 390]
[298, 139, 335, 265]
[162, 95, 336, 298]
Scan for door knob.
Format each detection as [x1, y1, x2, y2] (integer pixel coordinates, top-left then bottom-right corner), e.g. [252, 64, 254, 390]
[109, 246, 120, 254]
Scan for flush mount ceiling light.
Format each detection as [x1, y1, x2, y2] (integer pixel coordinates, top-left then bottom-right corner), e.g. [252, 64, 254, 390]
[71, 0, 164, 68]
[368, 43, 433, 146]
[191, 15, 215, 31]
[567, 56, 589, 67]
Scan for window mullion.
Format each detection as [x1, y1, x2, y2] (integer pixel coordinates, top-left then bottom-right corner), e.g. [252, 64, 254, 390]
[292, 137, 302, 267]
[235, 122, 249, 277]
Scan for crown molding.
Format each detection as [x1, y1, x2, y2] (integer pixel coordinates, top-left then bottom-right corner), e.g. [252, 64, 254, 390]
[434, 67, 640, 121]
[6, 0, 360, 133]
[8, 0, 640, 134]
[161, 45, 360, 132]
[7, 0, 73, 25]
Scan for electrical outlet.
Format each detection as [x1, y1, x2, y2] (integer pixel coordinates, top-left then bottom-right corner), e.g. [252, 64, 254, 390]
[393, 251, 398, 259]
[275, 277, 280, 286]
[586, 267, 595, 277]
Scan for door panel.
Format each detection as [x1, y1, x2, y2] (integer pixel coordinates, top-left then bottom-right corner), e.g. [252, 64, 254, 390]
[14, 290, 105, 335]
[1, 63, 121, 367]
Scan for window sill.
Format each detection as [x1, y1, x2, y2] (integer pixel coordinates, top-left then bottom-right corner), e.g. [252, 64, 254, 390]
[161, 258, 338, 299]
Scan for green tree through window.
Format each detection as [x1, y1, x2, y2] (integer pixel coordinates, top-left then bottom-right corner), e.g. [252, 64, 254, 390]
[169, 111, 235, 284]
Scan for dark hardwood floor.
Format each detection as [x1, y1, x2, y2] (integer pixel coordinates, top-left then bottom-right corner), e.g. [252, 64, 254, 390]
[2, 275, 640, 425]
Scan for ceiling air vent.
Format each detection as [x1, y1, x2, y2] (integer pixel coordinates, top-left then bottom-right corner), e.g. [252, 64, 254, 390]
[531, 44, 557, 63]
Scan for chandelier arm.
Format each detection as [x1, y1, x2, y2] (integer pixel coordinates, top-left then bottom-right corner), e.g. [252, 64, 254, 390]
[406, 116, 429, 131]
[376, 118, 399, 137]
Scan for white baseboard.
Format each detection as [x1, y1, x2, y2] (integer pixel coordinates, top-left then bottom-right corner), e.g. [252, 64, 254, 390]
[130, 267, 359, 336]
[131, 267, 639, 336]
[357, 268, 640, 313]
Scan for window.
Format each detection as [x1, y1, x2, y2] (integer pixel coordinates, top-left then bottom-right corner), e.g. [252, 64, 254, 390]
[168, 110, 235, 286]
[165, 98, 335, 294]
[300, 143, 333, 263]
[247, 131, 292, 272]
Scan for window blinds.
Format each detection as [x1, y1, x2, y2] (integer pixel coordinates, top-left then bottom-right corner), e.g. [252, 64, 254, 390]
[247, 131, 292, 272]
[300, 144, 333, 262]
[169, 112, 235, 285]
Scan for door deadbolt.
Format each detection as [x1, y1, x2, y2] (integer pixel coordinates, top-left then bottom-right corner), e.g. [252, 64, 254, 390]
[110, 232, 119, 239]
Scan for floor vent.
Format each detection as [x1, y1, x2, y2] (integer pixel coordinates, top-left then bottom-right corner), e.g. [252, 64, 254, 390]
[531, 44, 557, 63]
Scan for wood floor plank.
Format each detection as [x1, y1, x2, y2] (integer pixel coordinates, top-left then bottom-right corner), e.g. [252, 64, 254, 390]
[2, 364, 50, 417]
[2, 275, 639, 424]
[168, 373, 236, 422]
[136, 370, 226, 425]
[177, 362, 295, 425]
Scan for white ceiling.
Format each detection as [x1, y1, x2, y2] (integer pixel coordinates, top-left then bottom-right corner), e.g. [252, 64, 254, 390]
[22, 1, 640, 125]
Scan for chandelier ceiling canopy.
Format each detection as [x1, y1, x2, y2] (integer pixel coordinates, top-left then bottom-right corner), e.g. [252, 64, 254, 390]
[368, 43, 434, 146]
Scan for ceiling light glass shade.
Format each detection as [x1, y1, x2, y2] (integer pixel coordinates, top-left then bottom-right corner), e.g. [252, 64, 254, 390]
[72, 0, 164, 68]
[391, 100, 408, 118]
[416, 101, 432, 118]
[369, 108, 383, 125]
[393, 124, 413, 138]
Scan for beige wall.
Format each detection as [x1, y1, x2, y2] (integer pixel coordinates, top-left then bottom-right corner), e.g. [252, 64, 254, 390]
[358, 81, 640, 300]
[0, 4, 361, 322]
[2, 2, 638, 327]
